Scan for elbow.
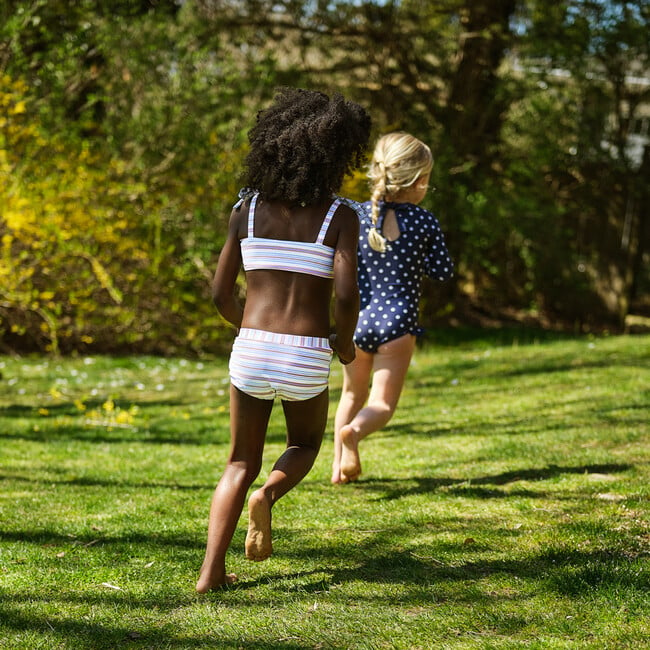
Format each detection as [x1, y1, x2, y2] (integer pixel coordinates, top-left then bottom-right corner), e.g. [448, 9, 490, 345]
[427, 265, 454, 282]
[439, 260, 454, 281]
[211, 286, 221, 310]
[211, 275, 232, 313]
[213, 296, 229, 316]
[212, 286, 229, 314]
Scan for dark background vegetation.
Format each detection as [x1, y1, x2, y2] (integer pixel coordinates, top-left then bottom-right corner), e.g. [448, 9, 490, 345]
[1, 0, 648, 356]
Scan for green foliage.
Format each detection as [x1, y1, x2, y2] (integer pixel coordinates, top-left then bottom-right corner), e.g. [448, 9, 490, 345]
[1, 334, 648, 647]
[0, 74, 233, 355]
[0, 3, 266, 354]
[1, 0, 649, 354]
[511, 0, 650, 324]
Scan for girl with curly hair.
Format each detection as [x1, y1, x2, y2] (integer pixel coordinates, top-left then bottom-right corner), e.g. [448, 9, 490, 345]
[331, 132, 453, 484]
[196, 87, 370, 592]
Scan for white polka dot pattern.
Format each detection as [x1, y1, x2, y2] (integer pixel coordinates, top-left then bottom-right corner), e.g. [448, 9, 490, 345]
[354, 201, 453, 352]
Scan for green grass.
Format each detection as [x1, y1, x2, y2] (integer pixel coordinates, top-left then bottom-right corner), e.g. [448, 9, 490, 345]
[1, 331, 648, 649]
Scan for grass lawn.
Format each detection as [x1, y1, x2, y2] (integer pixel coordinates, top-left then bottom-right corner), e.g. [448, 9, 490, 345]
[1, 331, 648, 649]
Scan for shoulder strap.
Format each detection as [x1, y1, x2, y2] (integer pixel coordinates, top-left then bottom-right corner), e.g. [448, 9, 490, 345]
[315, 198, 341, 244]
[247, 193, 259, 238]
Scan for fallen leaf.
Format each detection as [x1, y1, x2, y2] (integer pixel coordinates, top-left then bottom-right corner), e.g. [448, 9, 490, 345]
[596, 493, 625, 502]
[100, 582, 123, 591]
[588, 473, 618, 482]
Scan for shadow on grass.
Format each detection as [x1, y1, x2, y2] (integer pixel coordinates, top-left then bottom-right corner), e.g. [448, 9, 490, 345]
[0, 399, 190, 416]
[0, 399, 225, 445]
[2, 543, 646, 649]
[298, 548, 648, 596]
[0, 607, 307, 649]
[383, 396, 649, 436]
[0, 470, 213, 491]
[3, 461, 632, 502]
[354, 463, 633, 500]
[0, 401, 291, 447]
[0, 528, 203, 549]
[1, 427, 221, 446]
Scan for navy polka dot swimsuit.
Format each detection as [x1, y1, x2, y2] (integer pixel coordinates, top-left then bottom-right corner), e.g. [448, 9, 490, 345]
[354, 201, 453, 353]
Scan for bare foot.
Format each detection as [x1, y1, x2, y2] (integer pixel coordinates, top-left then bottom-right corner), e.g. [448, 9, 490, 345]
[331, 461, 342, 484]
[340, 424, 361, 482]
[195, 572, 237, 593]
[245, 490, 273, 561]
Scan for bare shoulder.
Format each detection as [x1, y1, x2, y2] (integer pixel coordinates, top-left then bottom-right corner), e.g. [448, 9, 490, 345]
[228, 199, 250, 238]
[332, 202, 360, 230]
[323, 202, 357, 246]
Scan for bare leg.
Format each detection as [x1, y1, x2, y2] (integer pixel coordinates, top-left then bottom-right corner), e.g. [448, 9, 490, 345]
[196, 386, 272, 593]
[340, 334, 416, 483]
[331, 349, 372, 484]
[246, 388, 329, 561]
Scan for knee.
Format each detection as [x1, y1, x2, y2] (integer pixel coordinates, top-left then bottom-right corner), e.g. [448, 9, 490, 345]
[225, 459, 262, 488]
[287, 440, 321, 463]
[301, 442, 321, 460]
[369, 400, 395, 423]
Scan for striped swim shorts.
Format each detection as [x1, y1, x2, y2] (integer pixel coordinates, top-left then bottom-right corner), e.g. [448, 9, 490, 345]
[229, 328, 333, 401]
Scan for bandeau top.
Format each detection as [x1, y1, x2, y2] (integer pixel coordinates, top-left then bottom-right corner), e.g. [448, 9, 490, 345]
[240, 193, 339, 279]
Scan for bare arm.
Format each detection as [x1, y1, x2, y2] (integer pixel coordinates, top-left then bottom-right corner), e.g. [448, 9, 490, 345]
[212, 207, 245, 328]
[331, 206, 360, 364]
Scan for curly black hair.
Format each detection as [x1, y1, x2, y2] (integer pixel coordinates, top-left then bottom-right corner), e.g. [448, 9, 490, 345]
[244, 87, 371, 205]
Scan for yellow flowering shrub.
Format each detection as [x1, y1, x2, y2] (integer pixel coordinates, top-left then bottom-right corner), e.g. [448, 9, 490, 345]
[1, 74, 249, 355]
[0, 75, 154, 353]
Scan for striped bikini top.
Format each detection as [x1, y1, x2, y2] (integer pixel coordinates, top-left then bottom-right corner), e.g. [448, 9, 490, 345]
[240, 193, 340, 279]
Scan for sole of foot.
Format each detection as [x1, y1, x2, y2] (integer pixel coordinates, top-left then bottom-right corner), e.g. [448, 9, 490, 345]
[340, 424, 361, 482]
[245, 490, 273, 561]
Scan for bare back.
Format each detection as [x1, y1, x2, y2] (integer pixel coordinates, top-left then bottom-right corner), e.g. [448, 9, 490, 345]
[214, 196, 359, 340]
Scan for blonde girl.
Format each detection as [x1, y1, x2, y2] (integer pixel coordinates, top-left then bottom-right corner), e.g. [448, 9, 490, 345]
[331, 132, 453, 484]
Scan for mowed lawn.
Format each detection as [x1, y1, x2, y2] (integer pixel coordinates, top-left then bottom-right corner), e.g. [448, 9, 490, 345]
[1, 331, 648, 649]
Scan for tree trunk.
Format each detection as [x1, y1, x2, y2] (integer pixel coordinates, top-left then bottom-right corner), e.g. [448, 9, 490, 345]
[446, 0, 517, 169]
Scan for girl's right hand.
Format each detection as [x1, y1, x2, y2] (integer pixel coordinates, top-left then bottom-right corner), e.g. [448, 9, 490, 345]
[329, 333, 356, 365]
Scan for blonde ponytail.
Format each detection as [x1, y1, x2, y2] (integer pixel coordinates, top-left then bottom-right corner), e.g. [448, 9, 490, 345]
[368, 162, 388, 252]
[366, 132, 433, 252]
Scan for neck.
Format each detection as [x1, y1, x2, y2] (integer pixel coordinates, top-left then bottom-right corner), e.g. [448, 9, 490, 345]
[386, 187, 420, 204]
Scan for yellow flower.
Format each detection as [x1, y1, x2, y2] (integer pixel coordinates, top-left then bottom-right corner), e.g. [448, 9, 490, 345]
[49, 387, 63, 400]
[115, 410, 134, 425]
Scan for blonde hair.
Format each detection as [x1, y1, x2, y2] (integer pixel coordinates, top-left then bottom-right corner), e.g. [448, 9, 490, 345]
[367, 132, 433, 252]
